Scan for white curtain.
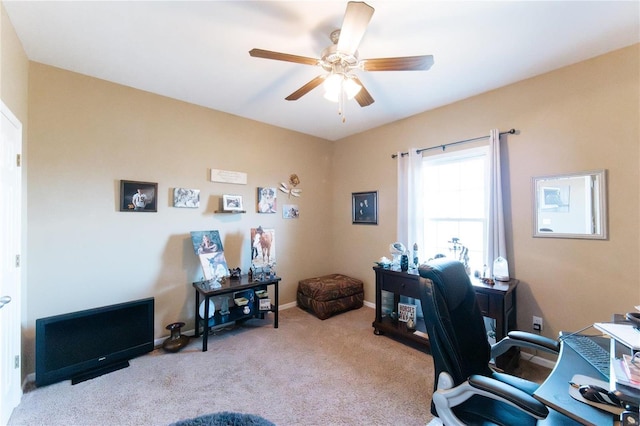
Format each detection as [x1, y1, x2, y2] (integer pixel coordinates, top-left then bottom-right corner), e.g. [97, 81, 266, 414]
[397, 149, 424, 316]
[487, 129, 508, 276]
[397, 149, 424, 255]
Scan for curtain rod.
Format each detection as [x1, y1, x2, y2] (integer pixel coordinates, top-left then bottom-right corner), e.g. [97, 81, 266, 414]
[391, 128, 517, 159]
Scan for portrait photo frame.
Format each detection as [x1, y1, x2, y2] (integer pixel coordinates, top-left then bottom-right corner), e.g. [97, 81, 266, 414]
[257, 187, 277, 213]
[222, 194, 244, 211]
[352, 191, 378, 225]
[120, 180, 158, 212]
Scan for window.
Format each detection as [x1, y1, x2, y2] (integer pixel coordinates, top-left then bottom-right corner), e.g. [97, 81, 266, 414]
[421, 146, 488, 275]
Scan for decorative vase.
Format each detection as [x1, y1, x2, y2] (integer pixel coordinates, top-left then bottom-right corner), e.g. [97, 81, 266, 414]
[162, 322, 190, 353]
[406, 318, 416, 331]
[400, 254, 409, 272]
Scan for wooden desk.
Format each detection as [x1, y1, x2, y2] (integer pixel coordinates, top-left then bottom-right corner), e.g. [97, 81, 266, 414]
[372, 267, 519, 370]
[193, 275, 280, 351]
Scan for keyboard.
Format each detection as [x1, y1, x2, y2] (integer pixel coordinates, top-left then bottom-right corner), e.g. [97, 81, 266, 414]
[562, 334, 610, 379]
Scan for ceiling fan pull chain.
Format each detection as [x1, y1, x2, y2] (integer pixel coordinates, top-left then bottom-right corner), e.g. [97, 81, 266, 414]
[339, 80, 346, 123]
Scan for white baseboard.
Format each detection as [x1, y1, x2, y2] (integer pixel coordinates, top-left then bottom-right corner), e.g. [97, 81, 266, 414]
[24, 372, 35, 387]
[520, 351, 556, 369]
[280, 301, 297, 310]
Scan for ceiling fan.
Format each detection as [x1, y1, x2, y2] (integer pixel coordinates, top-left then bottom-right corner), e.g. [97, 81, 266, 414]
[249, 1, 434, 115]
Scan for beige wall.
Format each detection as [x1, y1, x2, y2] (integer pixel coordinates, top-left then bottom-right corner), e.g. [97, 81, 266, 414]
[3, 0, 639, 378]
[25, 62, 334, 375]
[1, 1, 29, 379]
[333, 44, 640, 349]
[1, 2, 28, 121]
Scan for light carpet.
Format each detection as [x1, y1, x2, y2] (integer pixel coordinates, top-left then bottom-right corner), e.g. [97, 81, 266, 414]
[9, 306, 434, 425]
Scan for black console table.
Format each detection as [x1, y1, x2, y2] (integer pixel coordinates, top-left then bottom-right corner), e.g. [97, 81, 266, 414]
[373, 267, 519, 370]
[193, 275, 280, 351]
[373, 267, 430, 348]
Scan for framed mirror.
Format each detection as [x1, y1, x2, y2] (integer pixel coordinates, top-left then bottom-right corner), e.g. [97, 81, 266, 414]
[532, 169, 607, 239]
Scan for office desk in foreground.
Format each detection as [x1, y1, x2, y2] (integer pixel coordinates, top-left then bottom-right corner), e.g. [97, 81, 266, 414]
[534, 335, 614, 426]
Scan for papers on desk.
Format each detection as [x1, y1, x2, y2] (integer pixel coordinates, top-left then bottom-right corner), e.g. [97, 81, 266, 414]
[613, 358, 640, 389]
[613, 354, 640, 398]
[594, 322, 640, 351]
[611, 358, 640, 404]
[622, 354, 640, 384]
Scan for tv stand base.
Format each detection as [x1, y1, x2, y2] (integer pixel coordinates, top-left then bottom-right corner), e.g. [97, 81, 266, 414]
[71, 360, 130, 385]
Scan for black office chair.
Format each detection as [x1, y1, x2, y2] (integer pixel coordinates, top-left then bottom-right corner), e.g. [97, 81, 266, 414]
[418, 258, 566, 425]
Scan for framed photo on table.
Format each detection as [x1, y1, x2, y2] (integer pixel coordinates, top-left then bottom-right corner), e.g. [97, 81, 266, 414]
[222, 194, 244, 211]
[352, 191, 377, 225]
[398, 302, 417, 323]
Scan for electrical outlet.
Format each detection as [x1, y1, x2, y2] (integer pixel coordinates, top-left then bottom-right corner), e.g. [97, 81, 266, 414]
[533, 316, 543, 332]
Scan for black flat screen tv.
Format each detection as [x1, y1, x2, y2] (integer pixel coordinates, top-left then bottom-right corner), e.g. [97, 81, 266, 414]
[35, 297, 154, 387]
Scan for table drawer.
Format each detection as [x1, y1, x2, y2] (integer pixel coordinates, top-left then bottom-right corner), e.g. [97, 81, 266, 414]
[381, 274, 422, 299]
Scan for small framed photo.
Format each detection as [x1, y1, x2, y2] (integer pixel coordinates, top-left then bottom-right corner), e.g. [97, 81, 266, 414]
[352, 191, 378, 225]
[120, 180, 158, 212]
[222, 194, 243, 211]
[257, 187, 277, 213]
[173, 188, 200, 208]
[259, 298, 272, 311]
[398, 302, 417, 323]
[283, 204, 299, 219]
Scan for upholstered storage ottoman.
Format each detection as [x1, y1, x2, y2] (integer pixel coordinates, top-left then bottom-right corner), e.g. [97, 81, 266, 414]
[297, 274, 364, 320]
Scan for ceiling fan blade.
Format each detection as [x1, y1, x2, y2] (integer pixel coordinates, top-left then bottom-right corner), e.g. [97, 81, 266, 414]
[351, 76, 374, 107]
[336, 2, 374, 56]
[361, 55, 435, 71]
[285, 75, 327, 101]
[249, 48, 319, 66]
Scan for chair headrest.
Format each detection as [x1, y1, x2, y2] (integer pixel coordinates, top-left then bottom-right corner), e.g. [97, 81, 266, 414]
[419, 258, 471, 310]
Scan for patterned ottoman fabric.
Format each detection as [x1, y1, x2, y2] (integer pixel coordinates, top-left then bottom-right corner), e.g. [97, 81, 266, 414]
[297, 274, 364, 320]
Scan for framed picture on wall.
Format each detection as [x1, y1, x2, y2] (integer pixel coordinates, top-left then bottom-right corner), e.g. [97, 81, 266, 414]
[352, 191, 377, 225]
[120, 180, 158, 212]
[173, 188, 200, 208]
[257, 187, 277, 213]
[283, 204, 299, 219]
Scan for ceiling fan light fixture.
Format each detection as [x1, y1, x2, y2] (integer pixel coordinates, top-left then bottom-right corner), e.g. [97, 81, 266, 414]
[344, 76, 362, 98]
[323, 73, 361, 102]
[250, 1, 433, 115]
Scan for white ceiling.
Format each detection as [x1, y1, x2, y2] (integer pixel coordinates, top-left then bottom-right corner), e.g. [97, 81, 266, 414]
[4, 1, 639, 141]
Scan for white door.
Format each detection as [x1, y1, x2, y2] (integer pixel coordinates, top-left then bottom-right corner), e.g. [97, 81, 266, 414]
[0, 101, 22, 425]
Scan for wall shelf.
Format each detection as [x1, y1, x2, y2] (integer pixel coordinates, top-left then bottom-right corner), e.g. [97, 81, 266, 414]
[214, 210, 246, 214]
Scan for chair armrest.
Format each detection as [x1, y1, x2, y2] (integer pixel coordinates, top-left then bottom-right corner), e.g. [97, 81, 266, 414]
[468, 375, 549, 418]
[491, 330, 560, 358]
[432, 372, 549, 426]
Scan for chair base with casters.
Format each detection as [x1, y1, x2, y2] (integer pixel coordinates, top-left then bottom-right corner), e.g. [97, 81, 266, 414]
[418, 259, 574, 425]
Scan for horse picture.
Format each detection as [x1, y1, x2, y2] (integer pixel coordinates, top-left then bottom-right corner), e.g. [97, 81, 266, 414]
[250, 226, 276, 267]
